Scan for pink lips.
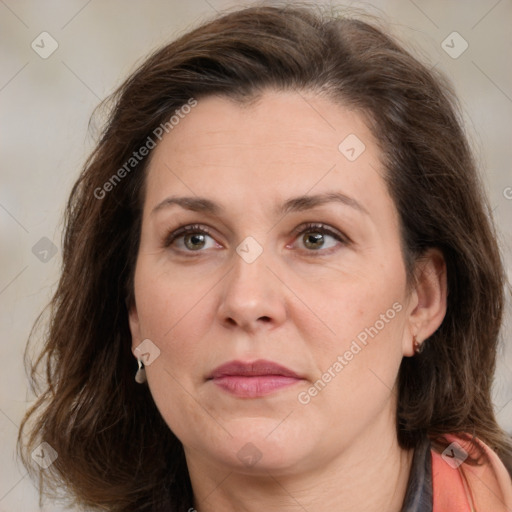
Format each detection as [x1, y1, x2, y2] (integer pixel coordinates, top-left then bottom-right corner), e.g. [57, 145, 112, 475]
[208, 359, 303, 398]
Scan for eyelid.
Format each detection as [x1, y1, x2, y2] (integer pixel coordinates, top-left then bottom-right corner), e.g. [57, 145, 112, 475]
[163, 223, 215, 248]
[290, 222, 350, 243]
[287, 222, 350, 254]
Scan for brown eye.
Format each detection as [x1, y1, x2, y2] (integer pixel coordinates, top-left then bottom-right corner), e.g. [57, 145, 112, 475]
[303, 232, 326, 250]
[183, 233, 208, 251]
[164, 224, 217, 252]
[292, 223, 348, 254]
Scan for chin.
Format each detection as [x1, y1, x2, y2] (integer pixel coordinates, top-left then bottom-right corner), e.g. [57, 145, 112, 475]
[210, 420, 314, 474]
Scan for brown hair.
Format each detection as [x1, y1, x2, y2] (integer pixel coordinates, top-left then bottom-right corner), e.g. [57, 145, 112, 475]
[18, 3, 512, 511]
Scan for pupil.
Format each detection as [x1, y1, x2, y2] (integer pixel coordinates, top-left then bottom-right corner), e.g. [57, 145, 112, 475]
[186, 233, 205, 250]
[305, 232, 323, 249]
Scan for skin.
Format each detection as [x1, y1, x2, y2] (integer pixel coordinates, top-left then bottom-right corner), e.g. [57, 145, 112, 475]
[128, 90, 447, 512]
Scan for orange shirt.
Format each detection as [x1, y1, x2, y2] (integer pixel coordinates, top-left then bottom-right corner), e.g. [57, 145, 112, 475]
[431, 433, 512, 512]
[401, 433, 512, 511]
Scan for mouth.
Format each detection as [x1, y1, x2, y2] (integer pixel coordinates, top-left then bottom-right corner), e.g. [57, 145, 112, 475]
[207, 359, 304, 398]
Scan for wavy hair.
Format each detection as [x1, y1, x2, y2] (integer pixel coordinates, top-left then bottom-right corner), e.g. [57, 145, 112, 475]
[18, 3, 512, 511]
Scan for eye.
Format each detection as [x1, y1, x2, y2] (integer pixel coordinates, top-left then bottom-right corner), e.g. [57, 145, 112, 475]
[163, 222, 349, 255]
[290, 223, 348, 253]
[163, 224, 218, 252]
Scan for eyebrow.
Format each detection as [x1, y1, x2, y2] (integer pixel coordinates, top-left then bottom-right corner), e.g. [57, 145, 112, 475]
[151, 191, 369, 217]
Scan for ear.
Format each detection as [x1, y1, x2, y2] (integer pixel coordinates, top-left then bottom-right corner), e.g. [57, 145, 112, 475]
[128, 299, 143, 359]
[403, 248, 447, 357]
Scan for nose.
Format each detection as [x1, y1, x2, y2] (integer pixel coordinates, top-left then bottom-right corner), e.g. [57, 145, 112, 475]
[217, 244, 287, 332]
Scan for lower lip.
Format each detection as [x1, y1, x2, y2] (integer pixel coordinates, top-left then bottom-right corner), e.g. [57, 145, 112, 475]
[211, 375, 301, 398]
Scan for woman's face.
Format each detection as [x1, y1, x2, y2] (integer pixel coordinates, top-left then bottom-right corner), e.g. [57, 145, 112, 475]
[129, 90, 440, 475]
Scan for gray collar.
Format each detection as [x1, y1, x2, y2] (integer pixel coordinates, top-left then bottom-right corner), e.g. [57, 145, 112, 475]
[400, 434, 433, 512]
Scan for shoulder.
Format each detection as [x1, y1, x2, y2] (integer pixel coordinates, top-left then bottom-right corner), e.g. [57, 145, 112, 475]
[430, 433, 512, 512]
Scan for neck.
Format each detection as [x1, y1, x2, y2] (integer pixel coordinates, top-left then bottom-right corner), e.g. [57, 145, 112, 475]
[184, 407, 415, 512]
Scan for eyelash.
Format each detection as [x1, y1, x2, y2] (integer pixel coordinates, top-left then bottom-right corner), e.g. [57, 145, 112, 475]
[163, 222, 349, 255]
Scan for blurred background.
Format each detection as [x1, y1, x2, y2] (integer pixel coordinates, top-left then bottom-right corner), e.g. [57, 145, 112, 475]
[1, 0, 511, 510]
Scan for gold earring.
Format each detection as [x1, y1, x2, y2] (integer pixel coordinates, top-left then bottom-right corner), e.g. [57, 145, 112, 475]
[135, 358, 147, 383]
[413, 335, 424, 355]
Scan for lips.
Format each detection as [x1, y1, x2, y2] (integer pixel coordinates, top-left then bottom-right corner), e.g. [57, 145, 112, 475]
[209, 359, 301, 379]
[208, 359, 303, 398]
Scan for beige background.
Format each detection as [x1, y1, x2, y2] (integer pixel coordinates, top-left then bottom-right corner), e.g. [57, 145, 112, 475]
[1, 0, 511, 510]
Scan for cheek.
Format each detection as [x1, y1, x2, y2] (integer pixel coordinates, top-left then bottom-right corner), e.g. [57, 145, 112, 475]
[134, 257, 210, 340]
[136, 275, 215, 444]
[303, 265, 406, 350]
[302, 262, 408, 398]
[132, 262, 211, 413]
[298, 302, 406, 435]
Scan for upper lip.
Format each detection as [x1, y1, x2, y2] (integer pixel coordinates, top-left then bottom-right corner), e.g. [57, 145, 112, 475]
[208, 359, 302, 379]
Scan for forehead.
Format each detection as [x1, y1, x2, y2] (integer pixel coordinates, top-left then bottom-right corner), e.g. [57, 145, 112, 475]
[143, 90, 393, 221]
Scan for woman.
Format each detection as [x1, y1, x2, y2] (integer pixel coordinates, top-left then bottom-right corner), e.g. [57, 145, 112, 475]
[18, 3, 512, 511]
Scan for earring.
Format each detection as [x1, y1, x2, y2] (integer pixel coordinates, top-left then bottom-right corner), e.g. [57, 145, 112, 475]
[413, 335, 424, 355]
[135, 358, 147, 384]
